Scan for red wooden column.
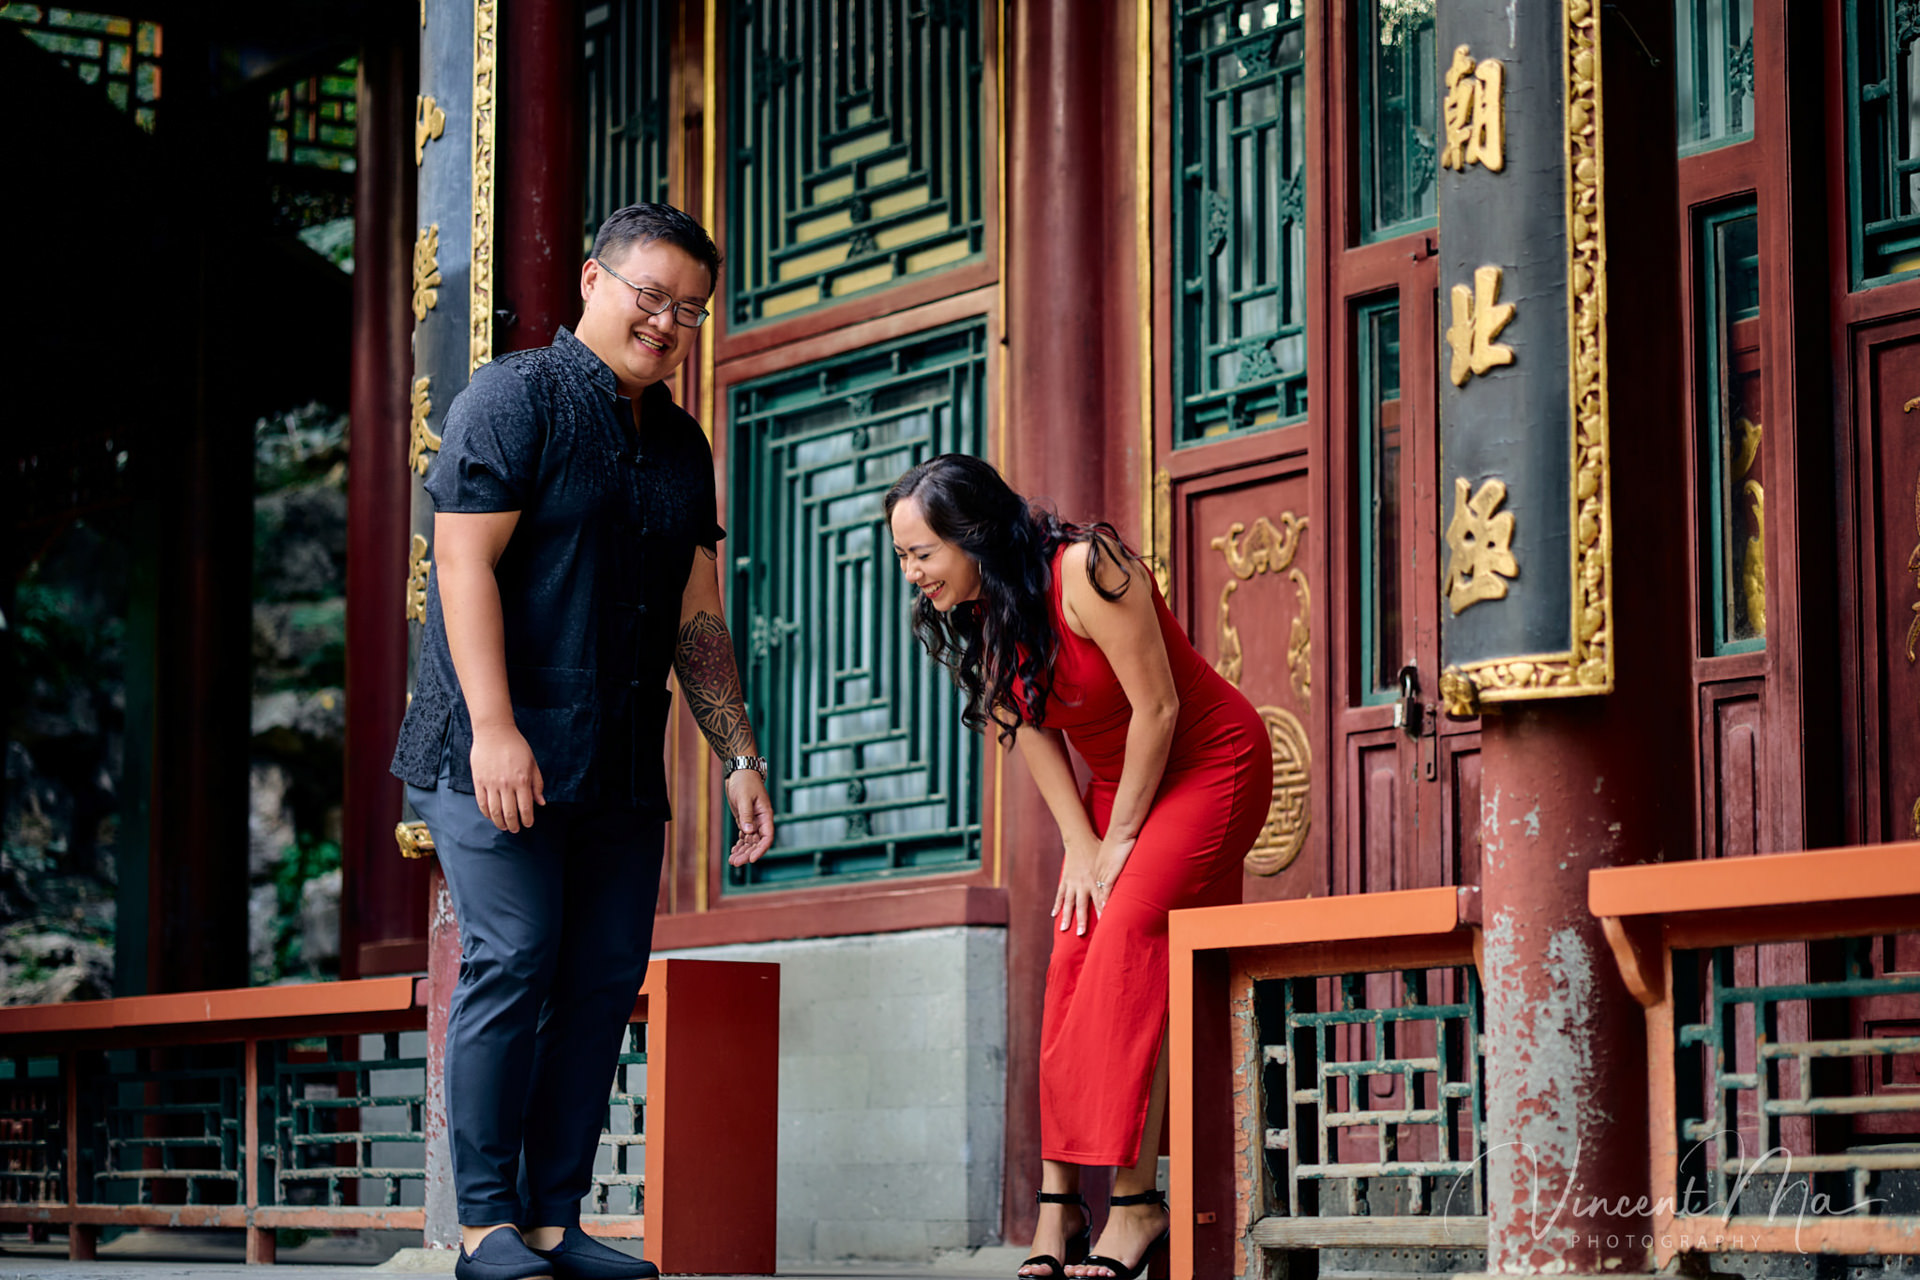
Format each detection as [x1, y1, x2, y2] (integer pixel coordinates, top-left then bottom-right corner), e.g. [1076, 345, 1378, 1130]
[345, 13, 424, 980]
[423, 862, 460, 1250]
[498, 0, 584, 352]
[1002, 0, 1147, 1247]
[1476, 2, 1689, 1271]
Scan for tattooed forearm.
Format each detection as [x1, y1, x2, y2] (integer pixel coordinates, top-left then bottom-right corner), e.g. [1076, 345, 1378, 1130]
[674, 611, 759, 759]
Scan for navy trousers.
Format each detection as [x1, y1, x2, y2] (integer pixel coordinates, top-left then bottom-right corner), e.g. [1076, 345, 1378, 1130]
[407, 778, 664, 1228]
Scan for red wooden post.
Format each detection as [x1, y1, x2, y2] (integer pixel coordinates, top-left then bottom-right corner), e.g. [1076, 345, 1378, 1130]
[1475, 5, 1687, 1271]
[1001, 0, 1145, 1246]
[498, 0, 583, 352]
[640, 959, 780, 1276]
[64, 1056, 95, 1262]
[244, 1037, 276, 1264]
[423, 862, 461, 1250]
[344, 5, 425, 981]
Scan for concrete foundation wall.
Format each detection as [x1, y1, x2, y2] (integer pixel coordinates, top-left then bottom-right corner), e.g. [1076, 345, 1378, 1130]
[658, 925, 1008, 1263]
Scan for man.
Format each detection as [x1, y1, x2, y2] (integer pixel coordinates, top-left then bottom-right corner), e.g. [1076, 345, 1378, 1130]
[391, 203, 774, 1280]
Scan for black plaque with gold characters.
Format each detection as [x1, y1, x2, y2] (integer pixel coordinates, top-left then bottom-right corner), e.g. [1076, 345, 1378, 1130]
[397, 0, 497, 859]
[1436, 0, 1611, 716]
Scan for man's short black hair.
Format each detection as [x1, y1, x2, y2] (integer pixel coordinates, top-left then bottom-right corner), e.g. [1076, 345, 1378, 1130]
[589, 203, 723, 290]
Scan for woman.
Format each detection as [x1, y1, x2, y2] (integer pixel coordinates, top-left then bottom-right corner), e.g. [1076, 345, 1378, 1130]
[884, 455, 1272, 1280]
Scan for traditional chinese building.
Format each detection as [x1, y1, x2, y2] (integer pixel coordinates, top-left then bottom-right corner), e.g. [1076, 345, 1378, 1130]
[9, 0, 1920, 1276]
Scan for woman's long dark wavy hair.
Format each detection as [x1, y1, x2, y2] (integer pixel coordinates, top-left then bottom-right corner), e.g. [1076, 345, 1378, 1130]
[884, 454, 1136, 744]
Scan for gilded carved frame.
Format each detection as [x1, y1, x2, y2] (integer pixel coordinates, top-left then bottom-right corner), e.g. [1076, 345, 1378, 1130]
[1440, 0, 1613, 714]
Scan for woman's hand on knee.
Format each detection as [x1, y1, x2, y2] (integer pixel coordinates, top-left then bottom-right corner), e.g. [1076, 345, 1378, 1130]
[1090, 834, 1136, 918]
[1053, 831, 1101, 936]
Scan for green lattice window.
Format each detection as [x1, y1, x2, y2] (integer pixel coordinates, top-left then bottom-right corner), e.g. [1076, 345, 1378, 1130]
[727, 0, 985, 326]
[1174, 0, 1309, 443]
[1675, 0, 1753, 153]
[1356, 298, 1404, 704]
[267, 58, 358, 172]
[1357, 0, 1436, 242]
[1847, 0, 1920, 283]
[727, 323, 986, 889]
[1696, 202, 1765, 654]
[583, 0, 671, 249]
[0, 4, 161, 132]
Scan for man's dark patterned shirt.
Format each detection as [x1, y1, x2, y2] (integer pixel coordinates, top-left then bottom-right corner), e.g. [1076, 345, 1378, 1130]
[389, 327, 722, 814]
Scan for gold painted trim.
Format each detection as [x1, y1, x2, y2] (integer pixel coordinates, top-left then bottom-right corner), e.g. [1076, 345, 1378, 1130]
[1209, 514, 1308, 690]
[469, 0, 497, 374]
[696, 0, 718, 912]
[993, 0, 1008, 476]
[1137, 0, 1153, 573]
[1245, 705, 1310, 876]
[396, 820, 436, 858]
[1449, 0, 1612, 707]
[1152, 467, 1173, 596]
[992, 0, 1008, 889]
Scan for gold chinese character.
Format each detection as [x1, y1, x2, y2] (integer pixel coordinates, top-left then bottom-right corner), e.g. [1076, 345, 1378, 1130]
[1444, 477, 1519, 614]
[1446, 265, 1516, 387]
[1442, 45, 1505, 173]
[409, 376, 441, 476]
[412, 224, 442, 323]
[414, 95, 445, 166]
[406, 534, 433, 623]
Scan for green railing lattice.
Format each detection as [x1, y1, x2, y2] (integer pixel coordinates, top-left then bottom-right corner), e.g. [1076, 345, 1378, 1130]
[590, 1023, 646, 1215]
[0, 1055, 65, 1205]
[1673, 937, 1920, 1222]
[1256, 966, 1485, 1222]
[87, 1047, 246, 1206]
[260, 1033, 427, 1209]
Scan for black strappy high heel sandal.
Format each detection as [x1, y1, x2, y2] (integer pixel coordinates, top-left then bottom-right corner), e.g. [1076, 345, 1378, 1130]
[1017, 1189, 1091, 1278]
[1077, 1190, 1170, 1280]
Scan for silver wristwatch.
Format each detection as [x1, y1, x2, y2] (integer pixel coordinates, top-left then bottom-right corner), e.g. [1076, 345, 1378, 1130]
[722, 755, 769, 781]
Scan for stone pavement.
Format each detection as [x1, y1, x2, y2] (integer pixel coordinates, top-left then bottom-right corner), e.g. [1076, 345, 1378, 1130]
[0, 1231, 1030, 1280]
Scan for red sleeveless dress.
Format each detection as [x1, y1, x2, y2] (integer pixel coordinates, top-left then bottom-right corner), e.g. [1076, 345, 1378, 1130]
[1023, 546, 1271, 1166]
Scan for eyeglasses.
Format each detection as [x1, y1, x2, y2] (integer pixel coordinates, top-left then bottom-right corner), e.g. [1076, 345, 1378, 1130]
[594, 258, 712, 328]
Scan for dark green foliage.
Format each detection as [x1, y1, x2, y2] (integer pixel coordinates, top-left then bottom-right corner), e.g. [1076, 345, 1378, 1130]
[268, 834, 340, 981]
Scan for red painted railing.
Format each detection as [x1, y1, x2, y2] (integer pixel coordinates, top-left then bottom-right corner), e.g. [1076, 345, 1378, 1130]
[1168, 886, 1485, 1280]
[1590, 842, 1920, 1267]
[0, 958, 778, 1273]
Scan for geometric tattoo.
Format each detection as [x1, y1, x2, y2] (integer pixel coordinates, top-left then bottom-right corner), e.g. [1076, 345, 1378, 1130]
[673, 610, 759, 759]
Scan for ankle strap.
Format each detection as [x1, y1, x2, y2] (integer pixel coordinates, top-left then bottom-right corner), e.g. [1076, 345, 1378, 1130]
[1036, 1190, 1087, 1206]
[1108, 1191, 1165, 1207]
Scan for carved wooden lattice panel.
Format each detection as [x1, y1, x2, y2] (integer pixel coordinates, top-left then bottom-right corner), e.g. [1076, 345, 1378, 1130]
[1847, 0, 1920, 283]
[583, 0, 671, 242]
[726, 0, 985, 325]
[0, 6, 162, 131]
[267, 57, 358, 172]
[727, 323, 986, 888]
[1172, 0, 1309, 440]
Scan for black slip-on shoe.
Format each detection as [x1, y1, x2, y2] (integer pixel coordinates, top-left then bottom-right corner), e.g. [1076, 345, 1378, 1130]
[530, 1225, 659, 1280]
[455, 1228, 553, 1280]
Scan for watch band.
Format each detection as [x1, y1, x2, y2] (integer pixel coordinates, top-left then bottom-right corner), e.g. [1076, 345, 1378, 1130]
[723, 754, 769, 780]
